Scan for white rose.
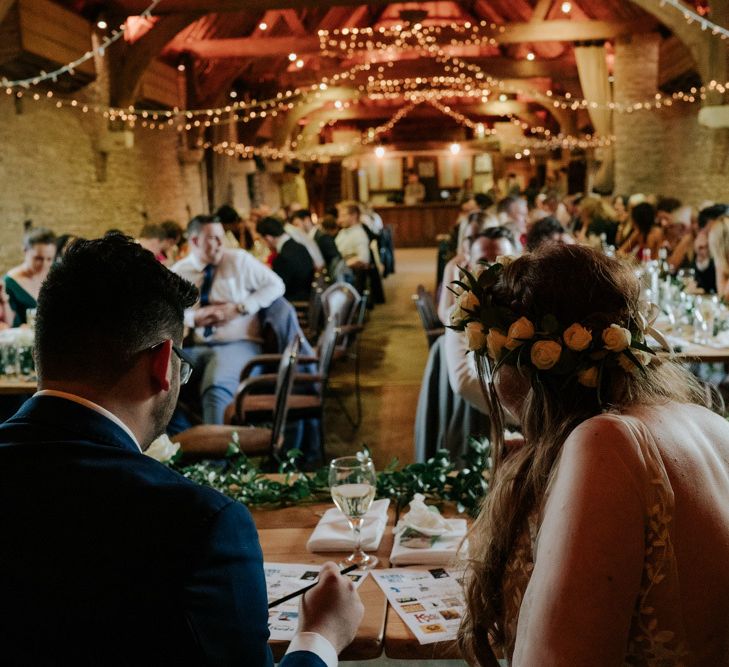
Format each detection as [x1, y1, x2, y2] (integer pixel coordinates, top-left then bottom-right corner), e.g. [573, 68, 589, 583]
[145, 434, 180, 463]
[602, 324, 632, 352]
[458, 290, 480, 312]
[465, 321, 488, 351]
[495, 255, 515, 267]
[530, 340, 562, 370]
[486, 328, 509, 360]
[563, 323, 592, 352]
[505, 317, 535, 350]
[577, 366, 599, 388]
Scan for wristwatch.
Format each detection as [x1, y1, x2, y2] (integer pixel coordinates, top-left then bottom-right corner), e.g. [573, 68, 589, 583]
[236, 303, 247, 315]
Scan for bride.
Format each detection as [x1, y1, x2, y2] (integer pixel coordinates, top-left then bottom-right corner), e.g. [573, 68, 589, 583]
[454, 244, 729, 666]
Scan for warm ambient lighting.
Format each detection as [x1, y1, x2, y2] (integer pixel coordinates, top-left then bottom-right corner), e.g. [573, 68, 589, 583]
[374, 146, 386, 158]
[295, 59, 304, 68]
[561, 1, 572, 13]
[499, 94, 508, 102]
[450, 142, 461, 155]
[526, 51, 535, 61]
[288, 52, 298, 62]
[96, 19, 108, 29]
[259, 21, 268, 30]
[334, 100, 343, 109]
[177, 63, 185, 72]
[229, 91, 237, 98]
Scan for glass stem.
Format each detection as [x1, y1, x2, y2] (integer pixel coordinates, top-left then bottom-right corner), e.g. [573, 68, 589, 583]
[349, 516, 365, 560]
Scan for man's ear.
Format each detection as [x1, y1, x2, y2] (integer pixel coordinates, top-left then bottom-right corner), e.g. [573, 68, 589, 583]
[149, 340, 172, 392]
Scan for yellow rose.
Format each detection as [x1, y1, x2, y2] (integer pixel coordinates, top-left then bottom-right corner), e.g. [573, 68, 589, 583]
[530, 340, 562, 370]
[563, 323, 592, 352]
[577, 366, 599, 388]
[495, 255, 515, 267]
[465, 321, 488, 352]
[505, 317, 536, 350]
[458, 290, 480, 312]
[602, 324, 632, 352]
[486, 328, 509, 360]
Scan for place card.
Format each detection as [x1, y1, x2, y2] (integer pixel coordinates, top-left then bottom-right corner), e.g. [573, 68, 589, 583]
[372, 568, 466, 645]
[264, 562, 368, 641]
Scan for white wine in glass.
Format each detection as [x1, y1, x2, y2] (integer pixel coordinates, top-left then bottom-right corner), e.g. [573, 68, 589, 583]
[329, 455, 379, 570]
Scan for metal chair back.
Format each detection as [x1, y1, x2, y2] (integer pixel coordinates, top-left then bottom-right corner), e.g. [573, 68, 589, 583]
[413, 284, 445, 348]
[321, 282, 361, 331]
[271, 336, 301, 456]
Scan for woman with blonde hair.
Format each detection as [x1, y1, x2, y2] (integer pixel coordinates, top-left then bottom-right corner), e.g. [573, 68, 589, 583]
[454, 245, 729, 666]
[573, 195, 617, 245]
[708, 213, 729, 299]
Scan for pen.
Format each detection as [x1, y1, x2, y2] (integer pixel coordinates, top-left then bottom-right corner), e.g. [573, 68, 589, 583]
[267, 564, 359, 609]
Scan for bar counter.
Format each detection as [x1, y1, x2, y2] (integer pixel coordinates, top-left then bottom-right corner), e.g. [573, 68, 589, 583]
[374, 203, 460, 247]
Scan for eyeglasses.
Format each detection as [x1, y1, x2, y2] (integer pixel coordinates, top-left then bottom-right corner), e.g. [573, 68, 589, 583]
[172, 344, 194, 385]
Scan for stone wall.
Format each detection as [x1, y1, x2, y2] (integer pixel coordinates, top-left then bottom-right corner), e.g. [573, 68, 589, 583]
[0, 94, 207, 272]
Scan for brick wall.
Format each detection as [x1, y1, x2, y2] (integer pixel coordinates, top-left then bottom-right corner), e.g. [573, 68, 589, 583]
[0, 94, 207, 272]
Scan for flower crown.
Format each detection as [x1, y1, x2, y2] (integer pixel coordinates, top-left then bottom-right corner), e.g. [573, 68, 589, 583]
[448, 258, 656, 399]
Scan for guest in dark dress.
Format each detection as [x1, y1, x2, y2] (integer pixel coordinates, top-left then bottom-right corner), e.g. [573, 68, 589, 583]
[4, 227, 56, 327]
[256, 216, 315, 302]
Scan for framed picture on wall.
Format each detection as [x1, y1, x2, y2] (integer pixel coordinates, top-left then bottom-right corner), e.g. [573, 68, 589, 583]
[474, 153, 493, 173]
[417, 160, 436, 178]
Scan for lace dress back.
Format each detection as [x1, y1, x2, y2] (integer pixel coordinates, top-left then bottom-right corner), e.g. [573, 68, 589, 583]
[501, 412, 690, 666]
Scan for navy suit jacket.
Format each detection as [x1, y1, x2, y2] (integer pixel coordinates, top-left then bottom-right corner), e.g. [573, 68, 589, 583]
[0, 395, 325, 666]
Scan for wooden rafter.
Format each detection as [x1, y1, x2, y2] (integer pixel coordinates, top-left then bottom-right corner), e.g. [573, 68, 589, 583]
[0, 0, 15, 25]
[115, 0, 398, 15]
[531, 0, 554, 22]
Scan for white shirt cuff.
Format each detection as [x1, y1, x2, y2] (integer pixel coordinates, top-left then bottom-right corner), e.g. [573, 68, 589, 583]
[285, 632, 338, 667]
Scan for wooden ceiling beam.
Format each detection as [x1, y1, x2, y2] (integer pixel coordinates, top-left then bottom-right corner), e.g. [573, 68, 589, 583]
[176, 19, 655, 60]
[0, 0, 15, 25]
[114, 0, 398, 15]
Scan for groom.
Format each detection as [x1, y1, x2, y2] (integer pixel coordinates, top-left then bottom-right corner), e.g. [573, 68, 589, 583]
[0, 234, 362, 665]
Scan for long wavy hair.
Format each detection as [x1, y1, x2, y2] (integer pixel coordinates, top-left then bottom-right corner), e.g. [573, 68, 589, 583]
[458, 244, 707, 665]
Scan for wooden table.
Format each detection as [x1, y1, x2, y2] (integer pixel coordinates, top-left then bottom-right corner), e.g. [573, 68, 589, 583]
[252, 502, 394, 662]
[663, 341, 729, 363]
[0, 377, 36, 394]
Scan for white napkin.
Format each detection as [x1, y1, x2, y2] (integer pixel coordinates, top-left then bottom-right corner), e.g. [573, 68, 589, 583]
[389, 518, 468, 566]
[306, 498, 390, 552]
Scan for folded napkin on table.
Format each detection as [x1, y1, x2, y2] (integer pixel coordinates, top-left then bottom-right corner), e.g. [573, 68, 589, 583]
[389, 518, 468, 566]
[306, 498, 390, 552]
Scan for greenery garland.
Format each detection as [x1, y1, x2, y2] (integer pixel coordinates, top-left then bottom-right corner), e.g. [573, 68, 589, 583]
[173, 434, 492, 516]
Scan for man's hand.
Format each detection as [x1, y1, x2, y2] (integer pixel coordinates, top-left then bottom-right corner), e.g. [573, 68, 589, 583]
[193, 303, 241, 328]
[297, 561, 364, 654]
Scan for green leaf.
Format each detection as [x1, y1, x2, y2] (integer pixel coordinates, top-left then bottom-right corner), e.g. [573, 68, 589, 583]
[622, 347, 648, 377]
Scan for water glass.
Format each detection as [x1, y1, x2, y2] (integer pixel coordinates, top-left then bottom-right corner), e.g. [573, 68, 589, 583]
[329, 455, 379, 570]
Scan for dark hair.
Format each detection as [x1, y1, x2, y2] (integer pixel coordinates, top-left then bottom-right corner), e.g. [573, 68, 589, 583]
[632, 202, 656, 238]
[35, 235, 197, 385]
[656, 197, 682, 214]
[474, 193, 493, 210]
[525, 216, 565, 251]
[23, 227, 56, 250]
[290, 209, 312, 222]
[256, 216, 285, 237]
[698, 204, 729, 230]
[482, 226, 515, 243]
[496, 196, 517, 215]
[214, 205, 241, 224]
[159, 220, 183, 242]
[55, 234, 80, 258]
[139, 223, 166, 241]
[187, 214, 218, 237]
[340, 203, 360, 218]
[321, 215, 339, 233]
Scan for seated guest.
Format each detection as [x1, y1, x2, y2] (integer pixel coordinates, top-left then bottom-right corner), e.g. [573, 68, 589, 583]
[458, 244, 729, 665]
[290, 209, 341, 274]
[693, 230, 716, 294]
[5, 227, 56, 327]
[708, 213, 729, 300]
[525, 216, 574, 252]
[158, 219, 184, 265]
[284, 210, 325, 271]
[257, 216, 315, 302]
[336, 203, 371, 268]
[171, 215, 285, 424]
[215, 204, 253, 250]
[137, 223, 167, 262]
[618, 201, 663, 260]
[496, 196, 528, 252]
[0, 234, 362, 665]
[438, 218, 483, 324]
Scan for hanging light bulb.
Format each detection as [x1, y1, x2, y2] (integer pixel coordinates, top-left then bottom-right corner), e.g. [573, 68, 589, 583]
[288, 52, 297, 62]
[375, 146, 386, 158]
[450, 142, 461, 155]
[561, 2, 572, 13]
[526, 51, 535, 61]
[295, 59, 304, 68]
[259, 21, 268, 30]
[96, 19, 108, 30]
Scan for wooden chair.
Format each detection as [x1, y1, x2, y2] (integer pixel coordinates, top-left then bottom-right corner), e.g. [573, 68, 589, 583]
[172, 337, 300, 461]
[413, 284, 445, 348]
[224, 317, 341, 461]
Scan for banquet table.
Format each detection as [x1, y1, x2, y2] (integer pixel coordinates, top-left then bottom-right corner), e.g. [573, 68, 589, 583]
[251, 501, 395, 661]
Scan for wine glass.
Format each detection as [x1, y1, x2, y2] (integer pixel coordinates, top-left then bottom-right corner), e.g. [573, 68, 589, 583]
[329, 455, 379, 570]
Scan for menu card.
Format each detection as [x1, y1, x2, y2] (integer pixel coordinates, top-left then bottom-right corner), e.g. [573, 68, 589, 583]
[264, 562, 368, 641]
[371, 568, 466, 645]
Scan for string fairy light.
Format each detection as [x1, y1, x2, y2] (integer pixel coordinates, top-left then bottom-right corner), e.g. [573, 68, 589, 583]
[1, 0, 164, 89]
[658, 0, 729, 40]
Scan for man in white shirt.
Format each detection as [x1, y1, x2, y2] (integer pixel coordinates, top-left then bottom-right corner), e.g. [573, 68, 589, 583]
[335, 203, 371, 268]
[172, 215, 285, 424]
